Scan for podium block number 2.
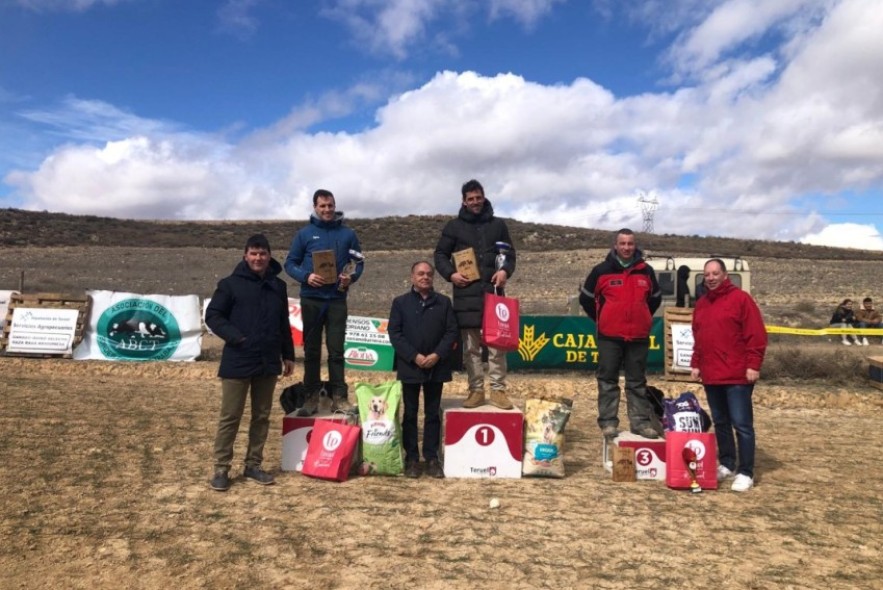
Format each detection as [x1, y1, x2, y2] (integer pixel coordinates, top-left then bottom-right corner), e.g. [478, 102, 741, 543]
[475, 425, 497, 446]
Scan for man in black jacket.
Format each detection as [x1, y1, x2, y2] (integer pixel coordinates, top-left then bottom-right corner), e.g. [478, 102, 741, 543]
[205, 234, 296, 491]
[388, 261, 458, 478]
[434, 179, 516, 410]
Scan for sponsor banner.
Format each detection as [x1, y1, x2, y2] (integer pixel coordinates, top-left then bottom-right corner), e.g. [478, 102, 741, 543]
[74, 291, 202, 361]
[508, 316, 665, 371]
[0, 290, 19, 331]
[344, 316, 393, 371]
[7, 307, 79, 354]
[670, 322, 694, 371]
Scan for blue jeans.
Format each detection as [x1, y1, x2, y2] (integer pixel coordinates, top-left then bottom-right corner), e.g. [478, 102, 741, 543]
[704, 384, 755, 478]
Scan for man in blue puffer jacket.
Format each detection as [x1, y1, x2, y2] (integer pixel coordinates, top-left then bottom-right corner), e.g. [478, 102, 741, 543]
[206, 234, 296, 491]
[285, 189, 363, 413]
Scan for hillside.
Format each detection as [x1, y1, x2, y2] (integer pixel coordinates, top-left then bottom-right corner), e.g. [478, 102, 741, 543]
[2, 207, 880, 260]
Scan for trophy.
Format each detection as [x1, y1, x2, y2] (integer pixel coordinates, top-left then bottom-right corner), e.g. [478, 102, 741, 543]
[494, 241, 512, 272]
[338, 249, 365, 292]
[681, 447, 703, 494]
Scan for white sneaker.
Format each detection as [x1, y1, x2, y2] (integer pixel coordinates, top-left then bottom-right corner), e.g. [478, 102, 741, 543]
[717, 465, 734, 481]
[731, 474, 754, 492]
[842, 340, 852, 346]
[862, 337, 870, 346]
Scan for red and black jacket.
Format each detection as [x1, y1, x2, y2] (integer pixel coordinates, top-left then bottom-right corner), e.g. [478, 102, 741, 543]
[579, 249, 661, 341]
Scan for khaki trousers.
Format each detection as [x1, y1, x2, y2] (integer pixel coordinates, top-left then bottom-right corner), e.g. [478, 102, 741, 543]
[213, 375, 278, 472]
[462, 328, 507, 392]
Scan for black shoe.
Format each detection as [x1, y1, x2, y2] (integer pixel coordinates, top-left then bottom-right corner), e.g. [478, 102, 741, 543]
[210, 470, 230, 492]
[425, 458, 445, 479]
[631, 426, 661, 439]
[243, 466, 275, 485]
[404, 460, 421, 479]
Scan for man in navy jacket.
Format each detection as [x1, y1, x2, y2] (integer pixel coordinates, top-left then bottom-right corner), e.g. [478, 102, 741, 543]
[388, 261, 458, 478]
[285, 189, 363, 412]
[206, 234, 296, 491]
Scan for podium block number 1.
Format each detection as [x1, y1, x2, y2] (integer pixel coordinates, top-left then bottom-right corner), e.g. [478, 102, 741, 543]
[475, 425, 496, 446]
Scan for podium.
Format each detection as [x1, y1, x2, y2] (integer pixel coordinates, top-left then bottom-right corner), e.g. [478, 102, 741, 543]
[443, 405, 523, 478]
[281, 413, 352, 472]
[602, 431, 667, 480]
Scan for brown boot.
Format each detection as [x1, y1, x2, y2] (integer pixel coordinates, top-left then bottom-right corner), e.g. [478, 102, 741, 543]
[462, 390, 486, 408]
[488, 390, 514, 410]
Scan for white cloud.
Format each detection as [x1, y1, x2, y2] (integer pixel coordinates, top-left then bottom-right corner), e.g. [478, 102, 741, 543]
[3, 0, 882, 250]
[321, 0, 565, 58]
[801, 223, 883, 251]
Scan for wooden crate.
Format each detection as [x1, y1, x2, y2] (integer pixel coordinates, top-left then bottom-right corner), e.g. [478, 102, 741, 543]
[1, 292, 91, 358]
[869, 356, 883, 391]
[663, 307, 696, 382]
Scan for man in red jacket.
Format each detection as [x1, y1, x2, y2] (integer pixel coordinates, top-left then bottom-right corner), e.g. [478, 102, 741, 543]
[690, 258, 767, 492]
[580, 228, 662, 439]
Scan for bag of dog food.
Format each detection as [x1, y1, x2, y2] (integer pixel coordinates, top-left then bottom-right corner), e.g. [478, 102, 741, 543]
[355, 381, 404, 476]
[663, 391, 712, 433]
[522, 397, 573, 478]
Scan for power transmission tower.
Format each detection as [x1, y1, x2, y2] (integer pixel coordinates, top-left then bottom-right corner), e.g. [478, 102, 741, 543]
[637, 191, 659, 234]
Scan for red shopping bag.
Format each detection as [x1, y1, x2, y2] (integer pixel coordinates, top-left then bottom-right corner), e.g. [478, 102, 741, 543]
[665, 431, 718, 491]
[301, 419, 360, 482]
[482, 291, 520, 351]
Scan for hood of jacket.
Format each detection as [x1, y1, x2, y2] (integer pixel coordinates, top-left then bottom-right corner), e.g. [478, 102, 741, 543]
[309, 210, 345, 229]
[232, 257, 284, 281]
[604, 246, 646, 268]
[458, 199, 495, 224]
[704, 277, 735, 302]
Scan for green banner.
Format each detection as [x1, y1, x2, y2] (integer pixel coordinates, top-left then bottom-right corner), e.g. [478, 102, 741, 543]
[508, 316, 665, 371]
[344, 316, 395, 372]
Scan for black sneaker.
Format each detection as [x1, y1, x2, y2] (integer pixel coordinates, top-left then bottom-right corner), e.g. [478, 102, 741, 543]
[404, 460, 421, 479]
[425, 458, 445, 479]
[210, 470, 230, 492]
[243, 466, 275, 485]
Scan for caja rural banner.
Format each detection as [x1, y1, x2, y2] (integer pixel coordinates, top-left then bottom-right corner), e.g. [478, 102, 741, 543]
[74, 291, 202, 361]
[508, 316, 665, 371]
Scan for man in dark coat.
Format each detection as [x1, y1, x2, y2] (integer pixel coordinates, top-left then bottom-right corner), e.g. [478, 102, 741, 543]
[579, 228, 662, 439]
[205, 234, 296, 491]
[434, 179, 516, 410]
[388, 261, 458, 478]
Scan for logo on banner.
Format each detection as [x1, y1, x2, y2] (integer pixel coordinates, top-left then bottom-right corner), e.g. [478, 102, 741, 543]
[517, 324, 551, 361]
[96, 298, 182, 360]
[345, 346, 379, 367]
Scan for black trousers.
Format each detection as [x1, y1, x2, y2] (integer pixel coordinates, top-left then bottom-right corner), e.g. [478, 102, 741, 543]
[401, 382, 443, 462]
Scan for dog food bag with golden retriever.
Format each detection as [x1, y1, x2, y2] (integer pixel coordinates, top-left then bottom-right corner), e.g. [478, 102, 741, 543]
[522, 397, 573, 478]
[355, 381, 404, 476]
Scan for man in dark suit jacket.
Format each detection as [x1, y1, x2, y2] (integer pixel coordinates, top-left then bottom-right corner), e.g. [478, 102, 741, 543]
[388, 261, 458, 478]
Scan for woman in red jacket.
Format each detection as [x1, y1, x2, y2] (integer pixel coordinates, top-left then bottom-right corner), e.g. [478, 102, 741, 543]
[690, 258, 767, 492]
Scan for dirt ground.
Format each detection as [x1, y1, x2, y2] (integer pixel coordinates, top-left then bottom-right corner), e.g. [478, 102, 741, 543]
[2, 247, 883, 589]
[1, 352, 881, 590]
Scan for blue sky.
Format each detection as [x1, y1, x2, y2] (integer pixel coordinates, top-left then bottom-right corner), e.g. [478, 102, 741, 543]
[1, 0, 882, 250]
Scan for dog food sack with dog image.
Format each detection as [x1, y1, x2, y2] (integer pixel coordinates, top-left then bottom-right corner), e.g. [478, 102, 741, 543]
[355, 381, 404, 476]
[522, 397, 573, 478]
